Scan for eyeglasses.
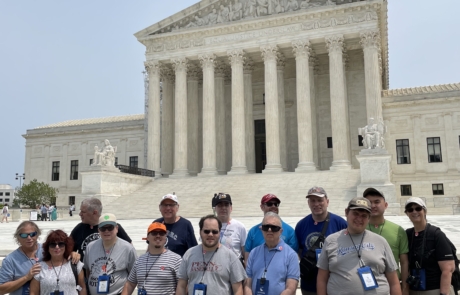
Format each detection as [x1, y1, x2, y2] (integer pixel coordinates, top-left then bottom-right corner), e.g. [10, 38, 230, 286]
[49, 242, 66, 248]
[99, 225, 115, 232]
[406, 207, 423, 213]
[19, 232, 38, 238]
[160, 204, 177, 208]
[149, 231, 166, 237]
[261, 224, 281, 232]
[203, 229, 219, 235]
[264, 202, 280, 208]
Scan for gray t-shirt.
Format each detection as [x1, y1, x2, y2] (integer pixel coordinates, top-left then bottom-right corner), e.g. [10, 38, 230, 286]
[177, 245, 247, 295]
[84, 238, 138, 295]
[317, 229, 398, 295]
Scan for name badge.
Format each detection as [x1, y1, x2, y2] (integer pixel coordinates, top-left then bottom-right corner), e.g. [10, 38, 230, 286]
[97, 275, 110, 294]
[22, 281, 31, 295]
[357, 266, 378, 291]
[315, 248, 322, 261]
[138, 288, 147, 295]
[193, 283, 207, 295]
[255, 279, 269, 295]
[50, 292, 64, 295]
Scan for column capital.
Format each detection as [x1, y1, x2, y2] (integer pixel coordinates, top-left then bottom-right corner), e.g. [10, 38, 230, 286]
[276, 52, 286, 70]
[144, 60, 161, 75]
[187, 63, 201, 81]
[360, 30, 381, 50]
[243, 58, 255, 74]
[261, 45, 279, 62]
[215, 60, 227, 78]
[160, 65, 175, 82]
[292, 39, 311, 59]
[326, 35, 344, 54]
[171, 57, 188, 72]
[199, 53, 217, 69]
[227, 49, 245, 66]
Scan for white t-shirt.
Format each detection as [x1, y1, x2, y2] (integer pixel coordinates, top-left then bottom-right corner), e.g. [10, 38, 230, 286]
[219, 218, 247, 258]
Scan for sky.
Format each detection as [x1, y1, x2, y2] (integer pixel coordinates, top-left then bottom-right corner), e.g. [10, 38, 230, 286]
[0, 0, 459, 186]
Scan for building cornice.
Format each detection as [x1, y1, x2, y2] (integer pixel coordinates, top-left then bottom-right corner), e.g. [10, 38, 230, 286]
[382, 82, 460, 98]
[23, 125, 144, 139]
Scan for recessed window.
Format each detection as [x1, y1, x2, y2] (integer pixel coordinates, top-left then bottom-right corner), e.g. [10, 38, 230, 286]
[52, 161, 60, 181]
[89, 159, 93, 165]
[5, 198, 9, 202]
[69, 196, 75, 205]
[129, 156, 138, 168]
[327, 137, 333, 149]
[396, 139, 411, 164]
[427, 137, 442, 162]
[358, 135, 363, 147]
[401, 185, 412, 196]
[115, 157, 118, 166]
[0, 192, 3, 196]
[5, 192, 10, 196]
[0, 198, 3, 202]
[70, 160, 79, 180]
[432, 183, 444, 195]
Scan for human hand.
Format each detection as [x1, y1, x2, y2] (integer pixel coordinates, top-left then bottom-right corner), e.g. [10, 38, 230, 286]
[27, 263, 41, 280]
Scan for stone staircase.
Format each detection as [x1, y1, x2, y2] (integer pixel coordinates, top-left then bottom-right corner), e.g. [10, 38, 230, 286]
[103, 170, 362, 220]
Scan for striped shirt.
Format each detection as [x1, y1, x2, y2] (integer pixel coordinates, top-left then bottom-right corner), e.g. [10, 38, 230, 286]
[128, 250, 182, 295]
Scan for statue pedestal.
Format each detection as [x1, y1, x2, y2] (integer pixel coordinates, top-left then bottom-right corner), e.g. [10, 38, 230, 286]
[356, 149, 399, 214]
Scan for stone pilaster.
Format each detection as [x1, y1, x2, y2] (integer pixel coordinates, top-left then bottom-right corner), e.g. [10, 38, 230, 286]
[160, 66, 175, 176]
[44, 145, 50, 181]
[215, 61, 227, 175]
[443, 112, 458, 172]
[187, 63, 200, 176]
[60, 143, 68, 186]
[171, 58, 189, 177]
[326, 35, 352, 170]
[198, 54, 218, 176]
[411, 114, 424, 173]
[144, 61, 161, 173]
[224, 68, 232, 172]
[292, 40, 317, 172]
[244, 59, 256, 173]
[276, 52, 288, 171]
[360, 30, 383, 122]
[261, 45, 283, 173]
[309, 52, 320, 168]
[227, 49, 248, 174]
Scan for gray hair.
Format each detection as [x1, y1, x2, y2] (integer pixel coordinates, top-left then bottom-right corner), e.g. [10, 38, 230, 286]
[14, 221, 41, 245]
[262, 212, 282, 225]
[81, 197, 102, 215]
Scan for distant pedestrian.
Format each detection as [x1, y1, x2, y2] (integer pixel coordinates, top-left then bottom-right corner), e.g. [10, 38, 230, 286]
[51, 205, 57, 221]
[69, 204, 74, 216]
[1, 204, 9, 223]
[40, 204, 47, 221]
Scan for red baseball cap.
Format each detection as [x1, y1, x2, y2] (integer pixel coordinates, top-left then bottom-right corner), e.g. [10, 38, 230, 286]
[260, 194, 281, 204]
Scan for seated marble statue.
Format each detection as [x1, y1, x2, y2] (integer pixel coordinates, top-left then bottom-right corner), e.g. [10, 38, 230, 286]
[92, 145, 103, 166]
[231, 0, 243, 20]
[102, 139, 117, 167]
[359, 118, 386, 149]
[217, 5, 230, 23]
[207, 9, 218, 24]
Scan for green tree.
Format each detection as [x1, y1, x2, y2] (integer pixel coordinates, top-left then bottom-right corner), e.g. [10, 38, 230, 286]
[13, 179, 59, 209]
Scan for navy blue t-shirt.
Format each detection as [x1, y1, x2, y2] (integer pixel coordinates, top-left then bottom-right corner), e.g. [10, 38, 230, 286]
[153, 216, 198, 257]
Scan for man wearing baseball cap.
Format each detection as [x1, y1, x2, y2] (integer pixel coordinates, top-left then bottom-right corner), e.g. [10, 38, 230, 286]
[153, 194, 197, 257]
[317, 197, 401, 295]
[244, 194, 298, 264]
[295, 186, 347, 295]
[84, 213, 138, 295]
[121, 222, 182, 295]
[212, 193, 247, 264]
[363, 187, 409, 295]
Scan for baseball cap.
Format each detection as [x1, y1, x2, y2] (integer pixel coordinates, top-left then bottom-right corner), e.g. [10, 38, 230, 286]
[260, 194, 281, 205]
[212, 193, 232, 208]
[142, 222, 167, 240]
[99, 213, 117, 227]
[363, 187, 385, 200]
[160, 194, 179, 205]
[405, 197, 426, 210]
[306, 186, 327, 198]
[347, 197, 371, 213]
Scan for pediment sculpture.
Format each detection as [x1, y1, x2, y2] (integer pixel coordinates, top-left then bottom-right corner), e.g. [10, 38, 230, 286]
[358, 118, 387, 150]
[91, 139, 118, 167]
[175, 0, 337, 32]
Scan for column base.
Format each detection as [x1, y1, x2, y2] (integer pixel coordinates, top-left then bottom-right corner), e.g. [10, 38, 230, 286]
[330, 160, 352, 171]
[217, 170, 228, 175]
[263, 164, 283, 174]
[228, 166, 248, 175]
[295, 162, 318, 172]
[248, 169, 256, 174]
[198, 168, 219, 177]
[169, 169, 190, 178]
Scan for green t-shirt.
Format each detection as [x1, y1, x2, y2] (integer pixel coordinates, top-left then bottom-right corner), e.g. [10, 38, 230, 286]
[367, 219, 409, 278]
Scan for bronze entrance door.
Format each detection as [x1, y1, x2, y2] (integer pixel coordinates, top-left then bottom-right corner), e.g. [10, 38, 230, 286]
[254, 120, 266, 173]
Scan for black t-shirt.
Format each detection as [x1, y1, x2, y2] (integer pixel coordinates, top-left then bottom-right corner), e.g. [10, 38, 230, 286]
[406, 224, 454, 291]
[153, 217, 198, 257]
[70, 222, 132, 261]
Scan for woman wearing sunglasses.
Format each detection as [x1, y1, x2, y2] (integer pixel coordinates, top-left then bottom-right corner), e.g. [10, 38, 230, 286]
[0, 221, 43, 295]
[404, 197, 456, 295]
[29, 230, 87, 295]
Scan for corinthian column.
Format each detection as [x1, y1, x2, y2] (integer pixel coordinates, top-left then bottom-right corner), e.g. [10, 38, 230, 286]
[171, 58, 189, 177]
[261, 45, 283, 173]
[198, 54, 218, 176]
[144, 61, 161, 174]
[187, 63, 200, 176]
[326, 35, 352, 170]
[309, 52, 320, 168]
[160, 66, 174, 176]
[360, 30, 383, 122]
[215, 61, 227, 175]
[244, 59, 256, 173]
[277, 53, 288, 171]
[292, 40, 317, 172]
[227, 49, 248, 174]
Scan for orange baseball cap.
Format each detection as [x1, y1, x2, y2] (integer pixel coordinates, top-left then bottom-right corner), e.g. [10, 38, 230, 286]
[142, 222, 167, 240]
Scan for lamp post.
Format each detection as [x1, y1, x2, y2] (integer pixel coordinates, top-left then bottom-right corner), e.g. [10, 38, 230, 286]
[15, 173, 25, 187]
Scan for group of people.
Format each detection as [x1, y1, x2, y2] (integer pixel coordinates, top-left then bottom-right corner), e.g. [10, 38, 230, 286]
[0, 188, 457, 295]
[37, 204, 58, 221]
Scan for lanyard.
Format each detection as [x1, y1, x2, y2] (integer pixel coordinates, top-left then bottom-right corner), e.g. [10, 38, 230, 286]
[262, 245, 278, 278]
[348, 230, 366, 267]
[410, 224, 428, 268]
[142, 252, 162, 288]
[19, 246, 38, 266]
[220, 223, 228, 243]
[200, 246, 218, 284]
[368, 221, 385, 236]
[101, 242, 116, 275]
[50, 258, 65, 290]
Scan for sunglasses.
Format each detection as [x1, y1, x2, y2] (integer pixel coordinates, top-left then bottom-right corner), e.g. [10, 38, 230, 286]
[203, 229, 219, 235]
[19, 232, 38, 238]
[149, 231, 166, 237]
[264, 202, 280, 208]
[49, 242, 66, 248]
[261, 224, 281, 232]
[99, 225, 115, 232]
[406, 207, 423, 213]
